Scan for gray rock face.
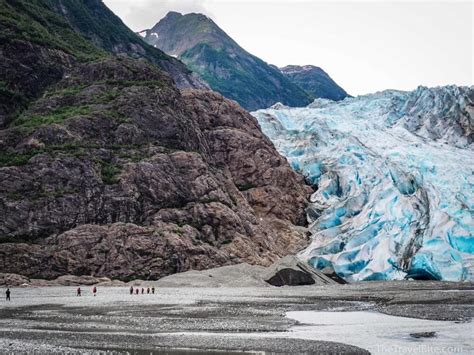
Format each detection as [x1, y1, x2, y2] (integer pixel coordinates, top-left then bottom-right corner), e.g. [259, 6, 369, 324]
[0, 58, 312, 280]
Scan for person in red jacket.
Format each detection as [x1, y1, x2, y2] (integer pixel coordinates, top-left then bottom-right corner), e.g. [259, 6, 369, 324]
[92, 286, 97, 296]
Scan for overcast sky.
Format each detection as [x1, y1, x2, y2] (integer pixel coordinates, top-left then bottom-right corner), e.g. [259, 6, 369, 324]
[103, 0, 473, 95]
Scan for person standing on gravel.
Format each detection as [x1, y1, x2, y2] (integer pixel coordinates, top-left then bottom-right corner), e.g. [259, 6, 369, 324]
[130, 286, 134, 295]
[5, 288, 11, 301]
[92, 286, 97, 297]
[77, 287, 81, 296]
[152, 286, 155, 294]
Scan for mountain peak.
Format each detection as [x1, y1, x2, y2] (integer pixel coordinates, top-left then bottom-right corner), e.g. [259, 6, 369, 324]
[160, 11, 214, 24]
[142, 12, 312, 110]
[165, 11, 183, 18]
[145, 11, 224, 57]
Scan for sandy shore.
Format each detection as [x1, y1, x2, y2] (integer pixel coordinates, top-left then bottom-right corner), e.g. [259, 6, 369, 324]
[0, 281, 473, 354]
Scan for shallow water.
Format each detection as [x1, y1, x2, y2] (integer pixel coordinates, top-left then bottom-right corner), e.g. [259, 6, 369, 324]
[285, 310, 473, 354]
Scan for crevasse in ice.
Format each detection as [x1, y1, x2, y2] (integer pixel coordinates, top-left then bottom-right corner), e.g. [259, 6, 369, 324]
[252, 86, 474, 282]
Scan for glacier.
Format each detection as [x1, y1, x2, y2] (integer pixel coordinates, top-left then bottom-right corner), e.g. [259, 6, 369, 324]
[252, 86, 474, 282]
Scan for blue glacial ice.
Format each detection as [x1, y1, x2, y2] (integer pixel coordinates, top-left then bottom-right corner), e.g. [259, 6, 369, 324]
[253, 86, 474, 282]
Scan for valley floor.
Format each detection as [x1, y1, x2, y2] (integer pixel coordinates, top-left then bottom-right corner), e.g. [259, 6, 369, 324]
[0, 281, 473, 354]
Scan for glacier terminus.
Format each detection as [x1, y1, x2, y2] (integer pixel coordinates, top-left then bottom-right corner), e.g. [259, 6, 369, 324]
[253, 86, 473, 282]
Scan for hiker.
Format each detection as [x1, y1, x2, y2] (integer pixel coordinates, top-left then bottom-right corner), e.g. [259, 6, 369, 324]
[5, 288, 10, 301]
[135, 288, 139, 295]
[92, 286, 97, 296]
[77, 287, 81, 296]
[129, 286, 134, 295]
[151, 286, 155, 294]
[147, 287, 150, 294]
[141, 288, 144, 294]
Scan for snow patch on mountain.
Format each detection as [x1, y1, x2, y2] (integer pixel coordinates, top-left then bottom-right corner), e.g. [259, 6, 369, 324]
[253, 86, 473, 282]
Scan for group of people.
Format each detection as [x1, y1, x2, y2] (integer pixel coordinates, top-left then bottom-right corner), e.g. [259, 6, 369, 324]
[76, 286, 97, 296]
[5, 285, 157, 301]
[74, 286, 156, 296]
[130, 286, 155, 295]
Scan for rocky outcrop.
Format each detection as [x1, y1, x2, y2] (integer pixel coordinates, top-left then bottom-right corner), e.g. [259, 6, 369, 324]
[0, 273, 30, 287]
[263, 256, 336, 286]
[280, 65, 349, 102]
[0, 58, 311, 280]
[0, 273, 125, 287]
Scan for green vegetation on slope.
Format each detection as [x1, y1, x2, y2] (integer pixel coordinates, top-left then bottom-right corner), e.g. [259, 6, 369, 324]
[145, 12, 312, 111]
[181, 43, 312, 110]
[44, 0, 170, 62]
[0, 0, 105, 61]
[12, 105, 93, 129]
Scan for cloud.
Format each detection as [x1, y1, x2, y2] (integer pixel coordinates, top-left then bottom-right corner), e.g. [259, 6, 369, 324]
[104, 0, 214, 31]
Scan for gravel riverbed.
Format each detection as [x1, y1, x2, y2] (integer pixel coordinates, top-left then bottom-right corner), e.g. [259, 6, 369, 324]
[0, 281, 472, 354]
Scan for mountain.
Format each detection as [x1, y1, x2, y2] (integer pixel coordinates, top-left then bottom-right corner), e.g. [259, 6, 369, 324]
[253, 86, 474, 282]
[45, 0, 207, 90]
[140, 12, 313, 111]
[0, 0, 205, 127]
[0, 1, 311, 279]
[281, 65, 349, 101]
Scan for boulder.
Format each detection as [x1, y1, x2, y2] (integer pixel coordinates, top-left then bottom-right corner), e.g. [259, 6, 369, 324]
[53, 275, 111, 286]
[28, 275, 112, 286]
[0, 273, 30, 287]
[263, 256, 336, 287]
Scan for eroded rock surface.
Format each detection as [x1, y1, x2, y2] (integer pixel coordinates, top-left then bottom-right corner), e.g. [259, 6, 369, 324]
[0, 58, 311, 280]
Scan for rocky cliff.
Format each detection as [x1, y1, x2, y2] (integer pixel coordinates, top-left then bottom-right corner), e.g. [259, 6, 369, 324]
[0, 55, 311, 280]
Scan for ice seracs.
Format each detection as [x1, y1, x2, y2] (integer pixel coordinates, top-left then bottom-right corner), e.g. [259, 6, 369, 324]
[253, 85, 474, 282]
